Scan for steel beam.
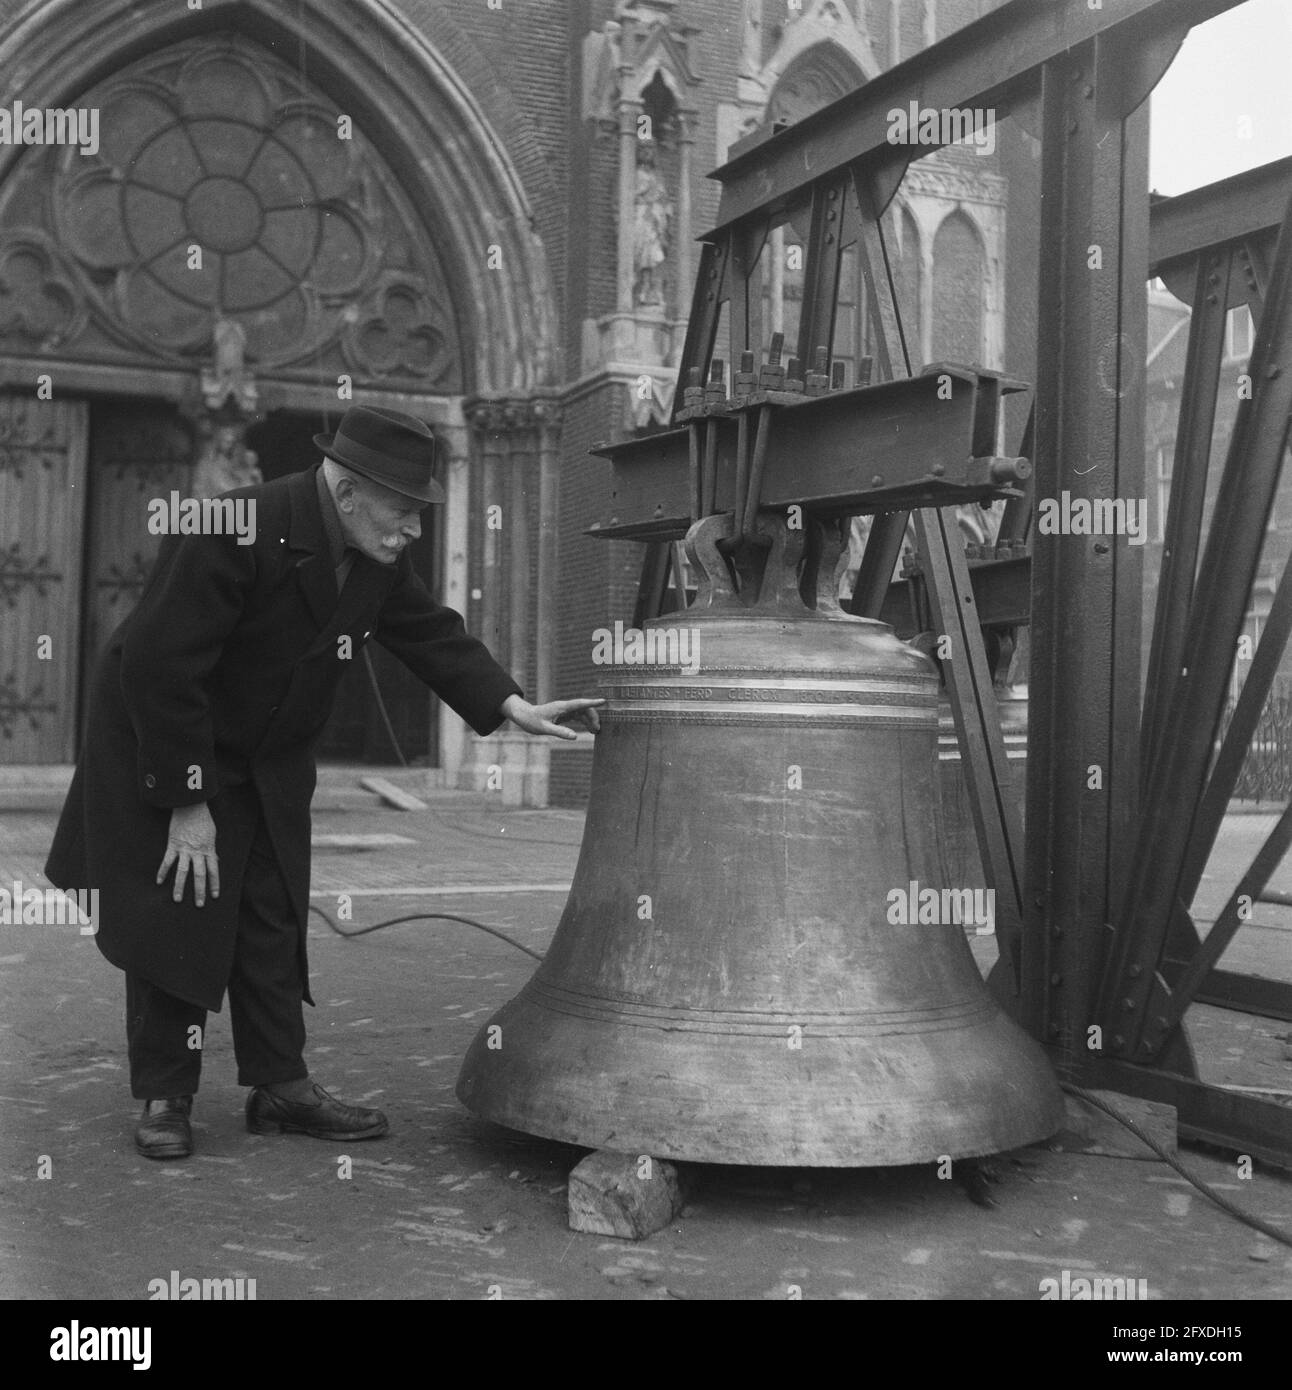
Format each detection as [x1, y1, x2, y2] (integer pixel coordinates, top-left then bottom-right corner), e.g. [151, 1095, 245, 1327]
[1085, 1058, 1292, 1169]
[1140, 249, 1234, 793]
[589, 369, 1025, 541]
[1022, 41, 1151, 1059]
[880, 555, 1031, 636]
[915, 507, 1026, 987]
[1098, 193, 1292, 1058]
[1149, 157, 1292, 274]
[706, 0, 1240, 238]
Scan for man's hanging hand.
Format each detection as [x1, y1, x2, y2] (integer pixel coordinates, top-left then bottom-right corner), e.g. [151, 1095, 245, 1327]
[158, 801, 220, 908]
[500, 694, 604, 740]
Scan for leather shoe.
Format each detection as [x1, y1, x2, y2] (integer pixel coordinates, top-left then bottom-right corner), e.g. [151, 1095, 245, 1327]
[135, 1096, 193, 1160]
[245, 1083, 388, 1140]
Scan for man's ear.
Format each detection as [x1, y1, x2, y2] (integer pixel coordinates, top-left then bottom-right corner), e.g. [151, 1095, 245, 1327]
[333, 473, 358, 511]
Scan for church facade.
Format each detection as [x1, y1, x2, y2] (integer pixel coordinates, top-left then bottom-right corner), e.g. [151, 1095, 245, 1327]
[0, 0, 1025, 806]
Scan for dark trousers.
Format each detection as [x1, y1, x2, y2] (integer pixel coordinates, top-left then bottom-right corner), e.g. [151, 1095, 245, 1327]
[126, 811, 308, 1098]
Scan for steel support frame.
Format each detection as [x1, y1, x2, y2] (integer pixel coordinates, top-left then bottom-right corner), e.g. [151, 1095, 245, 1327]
[1021, 39, 1151, 1062]
[643, 0, 1292, 1159]
[1096, 200, 1292, 1059]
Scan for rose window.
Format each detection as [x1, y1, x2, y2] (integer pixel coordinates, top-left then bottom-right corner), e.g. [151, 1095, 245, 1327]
[39, 39, 457, 384]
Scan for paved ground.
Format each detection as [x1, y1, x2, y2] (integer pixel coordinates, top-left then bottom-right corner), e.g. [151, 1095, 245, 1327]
[0, 783, 1289, 1301]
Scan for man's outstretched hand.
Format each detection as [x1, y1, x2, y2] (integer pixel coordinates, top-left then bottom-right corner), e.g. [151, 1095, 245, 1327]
[158, 801, 220, 907]
[500, 694, 604, 740]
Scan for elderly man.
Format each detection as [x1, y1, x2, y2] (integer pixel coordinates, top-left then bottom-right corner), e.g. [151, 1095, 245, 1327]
[46, 405, 600, 1160]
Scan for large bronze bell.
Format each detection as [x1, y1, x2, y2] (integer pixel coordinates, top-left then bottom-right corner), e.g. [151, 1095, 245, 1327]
[458, 513, 1063, 1165]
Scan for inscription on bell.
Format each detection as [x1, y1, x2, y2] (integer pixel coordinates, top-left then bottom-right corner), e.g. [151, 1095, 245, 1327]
[611, 685, 878, 704]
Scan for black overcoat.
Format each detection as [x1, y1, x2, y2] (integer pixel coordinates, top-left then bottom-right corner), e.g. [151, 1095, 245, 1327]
[45, 466, 521, 1011]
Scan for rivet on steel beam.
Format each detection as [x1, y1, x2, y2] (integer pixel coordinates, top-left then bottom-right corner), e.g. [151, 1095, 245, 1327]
[1127, 964, 1142, 978]
[1113, 1035, 1125, 1049]
[1034, 895, 1045, 908]
[1049, 973, 1063, 987]
[1094, 541, 1110, 554]
[1155, 1016, 1169, 1029]
[1083, 84, 1094, 98]
[1122, 997, 1136, 1010]
[1267, 366, 1282, 379]
[870, 475, 884, 488]
[930, 463, 945, 476]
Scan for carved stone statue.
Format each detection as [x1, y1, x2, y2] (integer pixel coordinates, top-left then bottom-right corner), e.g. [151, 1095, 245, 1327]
[741, 0, 763, 77]
[632, 143, 674, 309]
[192, 421, 261, 500]
[200, 315, 258, 414]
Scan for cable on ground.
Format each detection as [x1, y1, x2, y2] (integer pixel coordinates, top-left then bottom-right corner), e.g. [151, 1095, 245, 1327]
[1061, 1082, 1292, 1249]
[308, 901, 1291, 1247]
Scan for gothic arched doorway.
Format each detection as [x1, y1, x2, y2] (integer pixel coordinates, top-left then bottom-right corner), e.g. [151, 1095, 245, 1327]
[0, 5, 558, 765]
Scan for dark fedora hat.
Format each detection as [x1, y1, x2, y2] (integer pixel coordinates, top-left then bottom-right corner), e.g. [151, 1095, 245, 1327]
[314, 406, 445, 504]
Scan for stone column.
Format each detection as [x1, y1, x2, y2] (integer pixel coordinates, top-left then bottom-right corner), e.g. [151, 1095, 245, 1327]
[437, 412, 471, 790]
[468, 401, 510, 665]
[674, 110, 697, 330]
[506, 406, 532, 691]
[533, 397, 562, 706]
[617, 96, 643, 316]
[457, 397, 551, 807]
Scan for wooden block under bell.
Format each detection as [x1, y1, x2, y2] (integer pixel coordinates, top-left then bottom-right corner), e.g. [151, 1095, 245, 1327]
[568, 1151, 684, 1240]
